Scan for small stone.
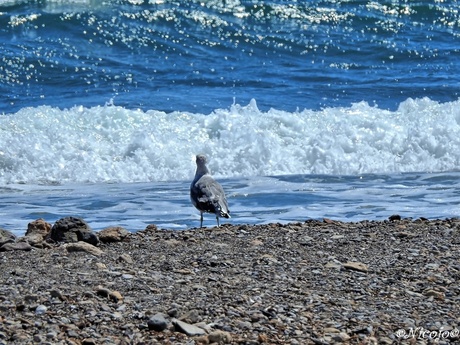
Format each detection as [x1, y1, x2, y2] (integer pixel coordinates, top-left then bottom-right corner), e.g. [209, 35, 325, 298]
[35, 305, 48, 315]
[343, 261, 368, 273]
[298, 236, 314, 245]
[111, 311, 123, 320]
[24, 294, 39, 304]
[395, 231, 415, 238]
[172, 319, 206, 336]
[144, 224, 158, 232]
[65, 241, 103, 256]
[118, 253, 134, 264]
[324, 327, 340, 333]
[325, 262, 342, 269]
[351, 326, 373, 335]
[180, 309, 201, 324]
[96, 287, 111, 298]
[173, 268, 193, 275]
[250, 239, 263, 246]
[250, 312, 266, 322]
[258, 334, 269, 343]
[332, 332, 351, 342]
[147, 313, 169, 332]
[46, 331, 57, 339]
[194, 335, 210, 344]
[33, 334, 45, 342]
[50, 289, 65, 300]
[208, 330, 232, 344]
[167, 308, 178, 318]
[379, 337, 394, 344]
[109, 291, 123, 303]
[96, 262, 107, 270]
[423, 289, 445, 300]
[194, 322, 212, 333]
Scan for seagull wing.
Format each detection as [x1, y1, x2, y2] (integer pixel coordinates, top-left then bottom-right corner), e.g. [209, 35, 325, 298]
[192, 175, 230, 218]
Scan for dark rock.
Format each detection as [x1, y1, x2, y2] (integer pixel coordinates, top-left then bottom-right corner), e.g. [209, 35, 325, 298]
[147, 313, 169, 332]
[77, 231, 99, 246]
[389, 214, 401, 221]
[48, 217, 99, 245]
[167, 308, 179, 318]
[96, 287, 111, 298]
[0, 228, 16, 247]
[144, 224, 158, 233]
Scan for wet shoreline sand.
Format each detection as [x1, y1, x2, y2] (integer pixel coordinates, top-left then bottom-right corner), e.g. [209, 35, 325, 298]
[1, 218, 459, 344]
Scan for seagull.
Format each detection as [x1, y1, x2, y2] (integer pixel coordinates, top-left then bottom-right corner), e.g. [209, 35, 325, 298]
[190, 154, 230, 228]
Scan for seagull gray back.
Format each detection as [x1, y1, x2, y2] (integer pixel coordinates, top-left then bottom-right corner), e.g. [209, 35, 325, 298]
[190, 155, 230, 227]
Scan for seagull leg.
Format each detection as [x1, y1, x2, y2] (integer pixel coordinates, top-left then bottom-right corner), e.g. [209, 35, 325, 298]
[216, 216, 220, 227]
[200, 213, 204, 228]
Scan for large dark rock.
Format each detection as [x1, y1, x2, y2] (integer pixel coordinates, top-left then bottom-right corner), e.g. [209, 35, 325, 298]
[0, 228, 16, 247]
[48, 217, 99, 245]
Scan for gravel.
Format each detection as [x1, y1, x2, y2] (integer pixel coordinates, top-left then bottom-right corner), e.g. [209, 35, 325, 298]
[1, 217, 459, 344]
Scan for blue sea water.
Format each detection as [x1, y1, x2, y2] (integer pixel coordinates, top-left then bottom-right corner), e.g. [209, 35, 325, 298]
[1, 0, 460, 235]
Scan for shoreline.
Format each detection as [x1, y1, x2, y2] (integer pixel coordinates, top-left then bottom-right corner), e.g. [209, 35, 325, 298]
[1, 218, 459, 344]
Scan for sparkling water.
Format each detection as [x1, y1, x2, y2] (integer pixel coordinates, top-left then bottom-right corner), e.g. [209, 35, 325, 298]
[1, 1, 460, 235]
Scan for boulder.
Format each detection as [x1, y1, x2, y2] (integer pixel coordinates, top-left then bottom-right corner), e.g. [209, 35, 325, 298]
[65, 241, 103, 256]
[24, 219, 52, 247]
[0, 228, 16, 247]
[0, 242, 32, 252]
[23, 234, 45, 248]
[26, 218, 52, 237]
[48, 217, 99, 245]
[98, 226, 130, 243]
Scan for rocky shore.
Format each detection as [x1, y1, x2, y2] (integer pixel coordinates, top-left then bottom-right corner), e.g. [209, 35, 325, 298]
[1, 216, 459, 344]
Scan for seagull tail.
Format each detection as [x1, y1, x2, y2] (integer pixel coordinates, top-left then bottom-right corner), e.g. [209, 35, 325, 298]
[220, 210, 231, 219]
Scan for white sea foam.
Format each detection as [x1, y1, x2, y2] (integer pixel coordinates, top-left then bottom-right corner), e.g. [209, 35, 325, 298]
[1, 97, 460, 185]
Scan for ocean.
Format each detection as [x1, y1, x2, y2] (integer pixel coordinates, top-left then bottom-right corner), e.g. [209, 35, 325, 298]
[1, 0, 460, 235]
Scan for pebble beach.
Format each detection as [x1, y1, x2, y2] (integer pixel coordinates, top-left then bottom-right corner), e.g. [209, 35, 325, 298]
[0, 217, 459, 344]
